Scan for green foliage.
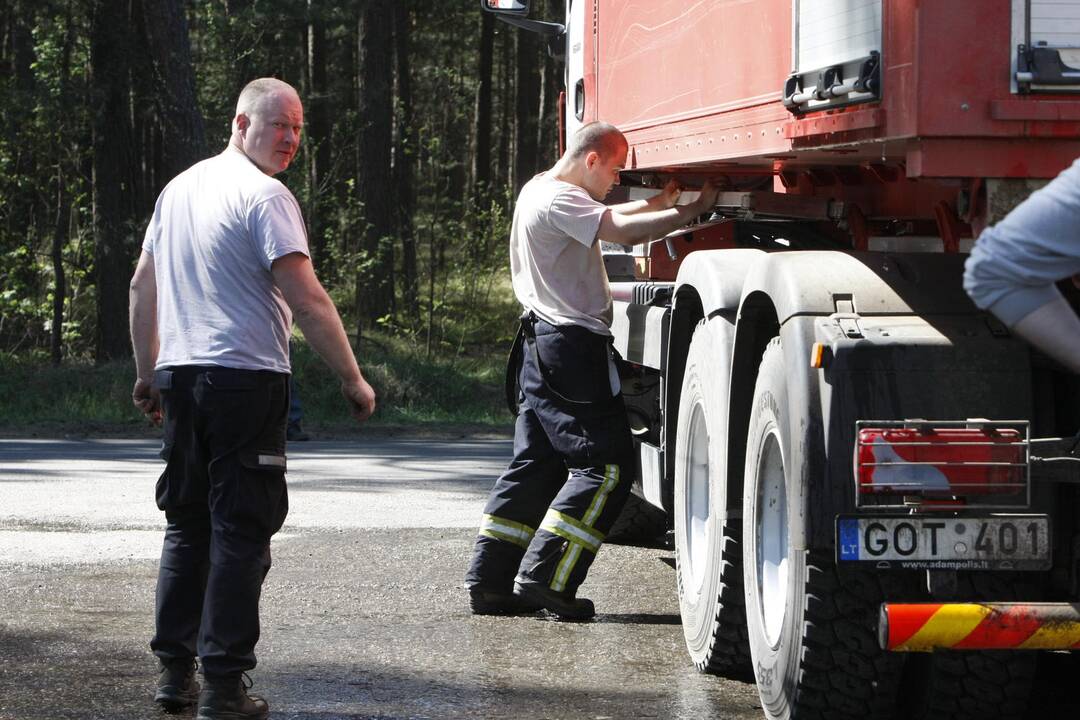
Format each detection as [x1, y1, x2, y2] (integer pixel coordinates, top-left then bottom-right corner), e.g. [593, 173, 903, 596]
[0, 324, 515, 435]
[290, 325, 511, 431]
[0, 0, 543, 429]
[0, 4, 94, 358]
[0, 355, 142, 431]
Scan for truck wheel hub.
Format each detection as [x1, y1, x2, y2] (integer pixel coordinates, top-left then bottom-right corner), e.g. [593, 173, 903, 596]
[686, 401, 711, 595]
[757, 428, 789, 648]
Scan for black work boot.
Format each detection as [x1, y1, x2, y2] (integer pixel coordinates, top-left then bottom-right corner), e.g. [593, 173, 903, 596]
[514, 578, 596, 621]
[195, 674, 269, 720]
[154, 658, 200, 712]
[468, 586, 542, 616]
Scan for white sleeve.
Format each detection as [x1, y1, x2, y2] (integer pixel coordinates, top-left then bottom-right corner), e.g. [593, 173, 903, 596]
[249, 193, 310, 270]
[547, 187, 609, 248]
[142, 195, 164, 255]
[964, 158, 1080, 326]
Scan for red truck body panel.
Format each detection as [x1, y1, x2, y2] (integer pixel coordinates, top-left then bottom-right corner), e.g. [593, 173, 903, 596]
[586, 0, 1080, 179]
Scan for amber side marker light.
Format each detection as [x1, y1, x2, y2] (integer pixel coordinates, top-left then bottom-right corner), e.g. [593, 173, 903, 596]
[810, 342, 826, 368]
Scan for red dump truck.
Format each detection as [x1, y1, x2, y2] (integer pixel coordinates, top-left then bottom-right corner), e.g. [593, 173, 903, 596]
[484, 2, 1080, 718]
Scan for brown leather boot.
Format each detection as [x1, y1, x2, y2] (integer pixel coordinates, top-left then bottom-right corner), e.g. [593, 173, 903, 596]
[154, 658, 199, 712]
[195, 674, 269, 720]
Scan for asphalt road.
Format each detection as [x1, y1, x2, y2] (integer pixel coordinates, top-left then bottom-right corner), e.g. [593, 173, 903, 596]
[0, 438, 762, 720]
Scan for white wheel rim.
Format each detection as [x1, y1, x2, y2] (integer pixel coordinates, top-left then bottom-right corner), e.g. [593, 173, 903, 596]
[756, 427, 788, 648]
[685, 400, 711, 596]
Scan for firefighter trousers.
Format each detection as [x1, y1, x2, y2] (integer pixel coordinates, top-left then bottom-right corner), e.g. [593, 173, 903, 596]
[465, 316, 634, 597]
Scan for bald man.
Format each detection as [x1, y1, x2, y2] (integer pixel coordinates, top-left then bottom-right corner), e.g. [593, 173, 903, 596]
[130, 78, 375, 719]
[465, 122, 718, 620]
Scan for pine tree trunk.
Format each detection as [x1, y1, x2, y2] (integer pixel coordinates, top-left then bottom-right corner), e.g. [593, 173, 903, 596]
[537, 0, 562, 167]
[5, 1, 37, 245]
[497, 32, 513, 202]
[470, 11, 494, 204]
[50, 6, 76, 366]
[355, 0, 396, 330]
[306, 0, 331, 274]
[514, 29, 540, 195]
[140, 0, 207, 178]
[51, 184, 71, 366]
[90, 0, 139, 363]
[224, 0, 253, 95]
[393, 0, 418, 319]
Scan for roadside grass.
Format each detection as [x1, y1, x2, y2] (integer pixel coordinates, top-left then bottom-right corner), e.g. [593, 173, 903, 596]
[1, 260, 522, 437]
[290, 328, 513, 434]
[0, 355, 139, 433]
[0, 329, 516, 438]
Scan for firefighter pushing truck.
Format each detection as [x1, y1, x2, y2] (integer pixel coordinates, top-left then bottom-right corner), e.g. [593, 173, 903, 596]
[484, 2, 1080, 719]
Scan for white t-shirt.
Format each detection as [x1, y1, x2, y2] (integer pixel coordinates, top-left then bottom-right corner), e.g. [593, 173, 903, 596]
[510, 173, 612, 335]
[142, 147, 309, 373]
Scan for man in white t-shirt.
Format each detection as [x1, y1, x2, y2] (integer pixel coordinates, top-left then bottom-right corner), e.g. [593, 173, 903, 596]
[465, 122, 718, 619]
[129, 78, 375, 719]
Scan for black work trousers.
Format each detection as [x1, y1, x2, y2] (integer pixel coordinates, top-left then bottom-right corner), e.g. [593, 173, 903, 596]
[149, 365, 289, 679]
[465, 317, 635, 597]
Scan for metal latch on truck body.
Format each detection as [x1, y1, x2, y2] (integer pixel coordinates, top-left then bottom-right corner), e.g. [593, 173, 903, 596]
[1012, 0, 1080, 93]
[831, 295, 863, 338]
[784, 51, 881, 114]
[1016, 45, 1080, 91]
[785, 0, 883, 114]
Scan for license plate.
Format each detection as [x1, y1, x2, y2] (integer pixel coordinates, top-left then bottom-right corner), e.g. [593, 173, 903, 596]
[836, 515, 1051, 570]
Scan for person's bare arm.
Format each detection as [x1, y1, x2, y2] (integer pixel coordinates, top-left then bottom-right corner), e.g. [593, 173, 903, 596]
[129, 250, 161, 424]
[607, 179, 681, 216]
[272, 252, 376, 422]
[1011, 296, 1080, 374]
[598, 181, 718, 247]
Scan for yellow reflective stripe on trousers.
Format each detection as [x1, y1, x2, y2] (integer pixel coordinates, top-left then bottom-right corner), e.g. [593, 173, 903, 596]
[551, 541, 583, 592]
[583, 464, 619, 526]
[478, 514, 535, 549]
[543, 509, 593, 591]
[543, 466, 621, 592]
[541, 509, 604, 553]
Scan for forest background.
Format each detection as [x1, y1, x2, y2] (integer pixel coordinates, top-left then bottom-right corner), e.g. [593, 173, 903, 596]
[0, 0, 565, 434]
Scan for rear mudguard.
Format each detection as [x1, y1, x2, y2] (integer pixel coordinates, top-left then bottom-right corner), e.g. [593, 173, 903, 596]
[724, 250, 1032, 550]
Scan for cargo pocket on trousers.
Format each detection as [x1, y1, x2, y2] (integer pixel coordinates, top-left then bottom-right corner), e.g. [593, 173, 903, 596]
[238, 451, 290, 538]
[532, 331, 611, 404]
[154, 389, 178, 512]
[154, 443, 175, 512]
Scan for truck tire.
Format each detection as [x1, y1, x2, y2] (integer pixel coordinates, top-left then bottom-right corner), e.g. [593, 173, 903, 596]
[673, 320, 753, 681]
[605, 492, 668, 545]
[743, 338, 905, 720]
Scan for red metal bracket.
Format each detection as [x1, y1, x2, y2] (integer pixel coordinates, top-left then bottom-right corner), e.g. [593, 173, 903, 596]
[934, 201, 966, 253]
[783, 108, 885, 139]
[864, 162, 901, 184]
[848, 204, 869, 251]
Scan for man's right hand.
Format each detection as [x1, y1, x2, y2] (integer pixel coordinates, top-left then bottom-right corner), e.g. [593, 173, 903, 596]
[132, 377, 162, 426]
[342, 377, 377, 423]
